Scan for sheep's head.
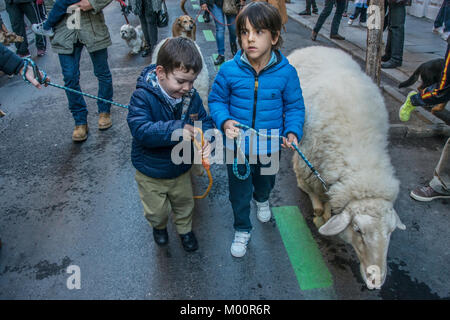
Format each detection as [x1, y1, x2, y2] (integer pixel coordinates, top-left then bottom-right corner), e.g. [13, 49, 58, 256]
[319, 199, 405, 289]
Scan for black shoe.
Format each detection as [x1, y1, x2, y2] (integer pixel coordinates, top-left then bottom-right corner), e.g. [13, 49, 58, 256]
[381, 60, 402, 69]
[203, 11, 210, 23]
[381, 55, 390, 62]
[153, 228, 168, 246]
[214, 54, 225, 65]
[312, 8, 319, 14]
[141, 47, 152, 57]
[330, 34, 345, 40]
[180, 231, 198, 252]
[298, 10, 311, 16]
[230, 42, 238, 56]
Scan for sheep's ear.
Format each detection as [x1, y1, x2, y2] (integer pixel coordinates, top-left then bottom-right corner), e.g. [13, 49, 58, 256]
[319, 210, 351, 236]
[394, 210, 406, 230]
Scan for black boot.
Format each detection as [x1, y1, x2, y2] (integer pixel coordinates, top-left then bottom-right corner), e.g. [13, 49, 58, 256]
[298, 10, 311, 15]
[230, 42, 238, 56]
[141, 47, 152, 57]
[180, 231, 198, 252]
[153, 228, 168, 246]
[312, 6, 319, 14]
[381, 55, 390, 62]
[381, 60, 402, 69]
[214, 54, 225, 65]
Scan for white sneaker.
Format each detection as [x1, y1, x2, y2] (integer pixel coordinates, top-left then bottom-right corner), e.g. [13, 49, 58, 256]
[360, 22, 367, 28]
[433, 26, 443, 34]
[348, 19, 354, 25]
[441, 31, 450, 41]
[230, 231, 251, 258]
[31, 22, 54, 37]
[255, 200, 271, 223]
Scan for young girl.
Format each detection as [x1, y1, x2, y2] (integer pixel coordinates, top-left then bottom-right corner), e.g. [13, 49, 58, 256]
[347, 0, 368, 27]
[209, 1, 306, 258]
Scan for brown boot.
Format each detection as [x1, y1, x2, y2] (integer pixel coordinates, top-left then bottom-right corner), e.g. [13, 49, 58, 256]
[72, 124, 88, 142]
[311, 30, 317, 41]
[98, 112, 112, 130]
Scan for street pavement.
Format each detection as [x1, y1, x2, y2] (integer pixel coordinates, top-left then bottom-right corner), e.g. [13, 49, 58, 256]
[0, 0, 449, 299]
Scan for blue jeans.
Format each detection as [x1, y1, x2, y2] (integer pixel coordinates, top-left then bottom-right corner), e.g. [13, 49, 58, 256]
[313, 0, 346, 35]
[58, 43, 113, 125]
[226, 156, 278, 232]
[434, 0, 450, 32]
[211, 4, 237, 56]
[43, 0, 78, 30]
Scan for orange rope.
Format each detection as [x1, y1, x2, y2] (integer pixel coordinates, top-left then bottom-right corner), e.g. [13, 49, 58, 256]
[192, 128, 213, 199]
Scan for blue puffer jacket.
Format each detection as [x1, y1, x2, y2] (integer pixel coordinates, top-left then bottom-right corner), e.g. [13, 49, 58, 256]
[209, 50, 305, 155]
[127, 64, 214, 179]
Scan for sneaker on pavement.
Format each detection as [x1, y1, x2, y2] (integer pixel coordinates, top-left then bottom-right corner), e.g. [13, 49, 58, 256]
[348, 19, 354, 25]
[180, 231, 198, 252]
[441, 31, 450, 41]
[230, 231, 251, 258]
[255, 200, 271, 223]
[18, 52, 31, 58]
[410, 185, 450, 202]
[399, 91, 417, 122]
[32, 22, 54, 37]
[433, 26, 443, 34]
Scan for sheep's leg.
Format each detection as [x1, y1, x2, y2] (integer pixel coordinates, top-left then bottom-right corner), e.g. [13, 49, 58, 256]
[323, 202, 332, 223]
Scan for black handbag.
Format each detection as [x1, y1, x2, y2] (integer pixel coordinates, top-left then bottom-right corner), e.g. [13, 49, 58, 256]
[157, 1, 169, 28]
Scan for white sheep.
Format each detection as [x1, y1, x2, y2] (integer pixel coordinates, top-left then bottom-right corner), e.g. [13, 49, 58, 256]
[288, 46, 406, 289]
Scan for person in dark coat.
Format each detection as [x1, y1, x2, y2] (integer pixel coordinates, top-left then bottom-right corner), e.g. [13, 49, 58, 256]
[4, 0, 46, 57]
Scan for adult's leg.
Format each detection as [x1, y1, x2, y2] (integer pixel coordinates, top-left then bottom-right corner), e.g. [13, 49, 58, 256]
[435, 1, 445, 29]
[387, 4, 405, 64]
[360, 7, 368, 23]
[330, 0, 346, 35]
[5, 2, 29, 55]
[88, 48, 113, 114]
[139, 8, 158, 48]
[21, 2, 46, 50]
[211, 4, 225, 55]
[313, 0, 335, 34]
[443, 0, 450, 32]
[58, 44, 89, 125]
[429, 138, 450, 195]
[226, 14, 237, 46]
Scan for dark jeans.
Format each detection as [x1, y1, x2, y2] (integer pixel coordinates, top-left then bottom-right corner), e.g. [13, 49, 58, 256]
[139, 6, 158, 48]
[313, 0, 346, 35]
[43, 0, 78, 30]
[5, 2, 46, 55]
[58, 43, 113, 125]
[411, 44, 450, 107]
[434, 0, 450, 32]
[226, 156, 278, 232]
[350, 7, 367, 23]
[384, 4, 406, 64]
[304, 0, 318, 12]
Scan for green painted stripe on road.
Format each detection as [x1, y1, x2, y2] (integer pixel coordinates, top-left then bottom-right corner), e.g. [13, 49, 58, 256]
[273, 206, 333, 290]
[198, 15, 204, 23]
[192, 4, 200, 10]
[203, 29, 215, 42]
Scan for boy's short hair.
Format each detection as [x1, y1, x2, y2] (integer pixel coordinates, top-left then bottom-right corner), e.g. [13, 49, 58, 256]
[236, 1, 283, 50]
[156, 37, 203, 74]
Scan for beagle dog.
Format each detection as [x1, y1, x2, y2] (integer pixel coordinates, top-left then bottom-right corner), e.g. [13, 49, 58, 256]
[172, 15, 196, 41]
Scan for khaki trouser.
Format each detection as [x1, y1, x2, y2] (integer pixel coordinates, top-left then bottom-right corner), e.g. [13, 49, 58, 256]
[430, 138, 450, 195]
[135, 169, 194, 235]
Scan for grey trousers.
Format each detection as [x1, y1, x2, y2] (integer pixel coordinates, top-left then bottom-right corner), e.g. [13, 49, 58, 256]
[384, 4, 406, 64]
[430, 138, 450, 195]
[139, 11, 158, 48]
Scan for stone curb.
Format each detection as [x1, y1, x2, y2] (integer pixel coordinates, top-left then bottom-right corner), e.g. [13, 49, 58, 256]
[286, 7, 450, 138]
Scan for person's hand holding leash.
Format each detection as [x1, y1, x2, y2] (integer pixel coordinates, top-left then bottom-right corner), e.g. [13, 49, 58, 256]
[74, 0, 93, 11]
[20, 65, 49, 89]
[223, 120, 240, 139]
[282, 133, 298, 150]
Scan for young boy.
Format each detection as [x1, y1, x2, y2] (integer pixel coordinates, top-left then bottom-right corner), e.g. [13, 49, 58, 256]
[208, 2, 306, 258]
[32, 0, 80, 37]
[127, 37, 214, 252]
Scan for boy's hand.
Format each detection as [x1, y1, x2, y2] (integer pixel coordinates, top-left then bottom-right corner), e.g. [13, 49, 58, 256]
[183, 123, 198, 140]
[282, 133, 298, 150]
[223, 120, 240, 139]
[73, 0, 92, 11]
[198, 140, 212, 158]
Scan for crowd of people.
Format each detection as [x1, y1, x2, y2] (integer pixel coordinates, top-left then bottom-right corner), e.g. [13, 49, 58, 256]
[0, 0, 448, 255]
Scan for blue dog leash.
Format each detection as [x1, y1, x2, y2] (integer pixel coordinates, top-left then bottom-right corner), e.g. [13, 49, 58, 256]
[21, 58, 130, 109]
[233, 123, 329, 192]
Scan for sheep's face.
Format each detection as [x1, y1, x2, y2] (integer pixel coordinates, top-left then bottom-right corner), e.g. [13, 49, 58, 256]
[319, 199, 406, 289]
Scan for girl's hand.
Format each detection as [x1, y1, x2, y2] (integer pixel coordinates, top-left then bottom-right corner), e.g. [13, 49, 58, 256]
[223, 120, 240, 139]
[282, 133, 298, 150]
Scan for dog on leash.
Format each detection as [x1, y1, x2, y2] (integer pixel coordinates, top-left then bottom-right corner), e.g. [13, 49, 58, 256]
[0, 31, 24, 46]
[120, 24, 145, 55]
[399, 58, 446, 114]
[172, 15, 197, 41]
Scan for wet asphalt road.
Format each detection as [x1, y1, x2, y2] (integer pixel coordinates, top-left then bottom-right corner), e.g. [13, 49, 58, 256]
[0, 0, 449, 299]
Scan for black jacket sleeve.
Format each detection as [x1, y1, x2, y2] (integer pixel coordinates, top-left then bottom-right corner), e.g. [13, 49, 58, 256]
[0, 43, 25, 75]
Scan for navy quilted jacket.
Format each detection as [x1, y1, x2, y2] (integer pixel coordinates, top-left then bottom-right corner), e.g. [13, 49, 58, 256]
[127, 64, 214, 179]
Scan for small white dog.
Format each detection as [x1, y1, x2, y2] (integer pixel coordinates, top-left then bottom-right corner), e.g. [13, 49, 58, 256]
[120, 24, 145, 55]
